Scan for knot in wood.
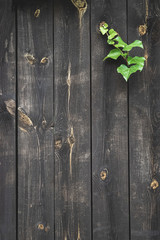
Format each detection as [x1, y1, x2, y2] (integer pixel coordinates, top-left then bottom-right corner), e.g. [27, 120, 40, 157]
[25, 53, 36, 65]
[151, 179, 159, 190]
[69, 135, 75, 145]
[55, 139, 62, 150]
[42, 118, 47, 129]
[34, 9, 40, 18]
[40, 57, 48, 64]
[71, 0, 87, 10]
[4, 99, 16, 116]
[100, 170, 108, 181]
[38, 223, 44, 230]
[139, 24, 147, 36]
[99, 21, 106, 29]
[45, 225, 50, 232]
[144, 53, 148, 61]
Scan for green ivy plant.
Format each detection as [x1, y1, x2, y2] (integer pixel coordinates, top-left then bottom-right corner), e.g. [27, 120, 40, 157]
[99, 22, 146, 81]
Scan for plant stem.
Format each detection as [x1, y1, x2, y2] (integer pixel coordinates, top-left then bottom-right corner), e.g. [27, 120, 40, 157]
[105, 32, 129, 66]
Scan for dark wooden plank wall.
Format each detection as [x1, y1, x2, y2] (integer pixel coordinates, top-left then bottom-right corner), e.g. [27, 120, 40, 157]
[1, 0, 160, 239]
[91, 0, 129, 239]
[0, 0, 16, 240]
[54, 0, 91, 239]
[129, 0, 160, 239]
[17, 1, 54, 239]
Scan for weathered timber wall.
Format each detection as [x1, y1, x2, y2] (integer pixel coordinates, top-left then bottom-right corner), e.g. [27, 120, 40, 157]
[0, 0, 160, 239]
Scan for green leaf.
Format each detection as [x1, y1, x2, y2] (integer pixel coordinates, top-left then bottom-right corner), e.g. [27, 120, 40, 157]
[123, 40, 144, 51]
[100, 26, 108, 35]
[103, 22, 108, 28]
[114, 36, 127, 48]
[127, 56, 145, 71]
[117, 65, 130, 81]
[117, 64, 144, 81]
[121, 53, 128, 59]
[100, 22, 108, 35]
[107, 39, 115, 45]
[108, 29, 118, 39]
[103, 49, 122, 61]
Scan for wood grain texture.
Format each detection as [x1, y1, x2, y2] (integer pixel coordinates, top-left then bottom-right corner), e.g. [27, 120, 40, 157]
[2, 1, 160, 239]
[54, 0, 91, 239]
[128, 0, 160, 239]
[17, 1, 54, 239]
[91, 0, 129, 239]
[0, 0, 16, 239]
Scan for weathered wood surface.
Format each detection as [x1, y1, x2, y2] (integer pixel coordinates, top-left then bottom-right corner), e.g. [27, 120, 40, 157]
[128, 0, 160, 239]
[17, 1, 54, 239]
[0, 0, 16, 239]
[54, 0, 91, 239]
[1, 0, 160, 239]
[91, 0, 129, 239]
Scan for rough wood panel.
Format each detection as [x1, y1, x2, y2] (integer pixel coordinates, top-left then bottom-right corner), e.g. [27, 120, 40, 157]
[0, 0, 16, 239]
[54, 0, 91, 239]
[129, 0, 160, 239]
[17, 2, 54, 239]
[91, 0, 129, 239]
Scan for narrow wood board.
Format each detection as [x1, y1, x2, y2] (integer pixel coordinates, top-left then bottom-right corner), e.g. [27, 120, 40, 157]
[54, 0, 91, 239]
[0, 0, 16, 239]
[128, 0, 160, 239]
[17, 1, 54, 239]
[91, 0, 129, 239]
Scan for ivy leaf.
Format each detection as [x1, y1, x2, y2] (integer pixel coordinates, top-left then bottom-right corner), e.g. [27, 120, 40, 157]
[108, 29, 118, 39]
[114, 36, 127, 48]
[103, 49, 122, 61]
[103, 22, 108, 28]
[127, 56, 146, 70]
[100, 26, 108, 35]
[107, 39, 115, 45]
[100, 22, 108, 35]
[122, 53, 128, 58]
[117, 64, 144, 81]
[100, 22, 145, 81]
[117, 65, 130, 81]
[123, 40, 144, 51]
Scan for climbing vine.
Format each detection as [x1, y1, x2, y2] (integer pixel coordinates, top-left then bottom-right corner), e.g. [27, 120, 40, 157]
[100, 22, 145, 81]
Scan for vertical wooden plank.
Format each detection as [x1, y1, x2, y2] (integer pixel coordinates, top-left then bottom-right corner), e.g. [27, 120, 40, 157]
[17, 1, 54, 239]
[129, 0, 160, 239]
[0, 0, 16, 239]
[54, 0, 91, 239]
[91, 1, 129, 239]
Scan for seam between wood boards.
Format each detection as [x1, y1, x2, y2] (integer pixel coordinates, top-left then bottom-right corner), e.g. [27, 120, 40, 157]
[53, 1, 56, 239]
[89, 0, 93, 239]
[15, 4, 18, 240]
[126, 0, 131, 239]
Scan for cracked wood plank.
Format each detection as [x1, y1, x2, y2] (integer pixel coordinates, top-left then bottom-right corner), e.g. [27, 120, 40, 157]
[70, 0, 87, 27]
[54, 0, 91, 239]
[67, 62, 71, 118]
[91, 0, 129, 239]
[5, 99, 34, 133]
[17, 1, 54, 239]
[128, 0, 160, 239]
[68, 126, 75, 176]
[0, 0, 16, 239]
